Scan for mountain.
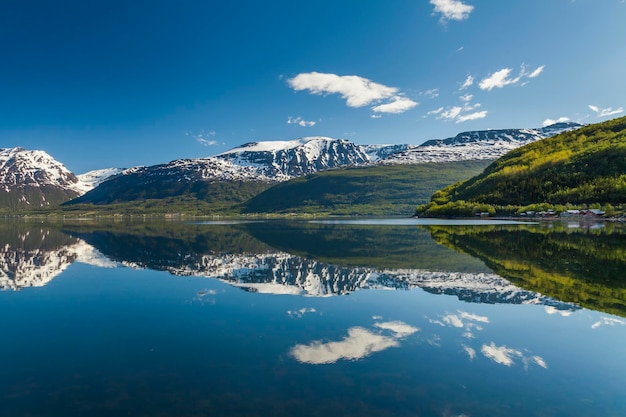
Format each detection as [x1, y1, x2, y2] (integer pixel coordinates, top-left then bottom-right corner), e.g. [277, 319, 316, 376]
[214, 137, 370, 177]
[66, 158, 274, 206]
[417, 116, 626, 216]
[0, 147, 87, 209]
[383, 122, 582, 164]
[4, 122, 584, 213]
[66, 137, 371, 207]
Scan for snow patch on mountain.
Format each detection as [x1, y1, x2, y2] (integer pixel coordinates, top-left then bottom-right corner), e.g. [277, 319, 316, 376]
[77, 168, 124, 192]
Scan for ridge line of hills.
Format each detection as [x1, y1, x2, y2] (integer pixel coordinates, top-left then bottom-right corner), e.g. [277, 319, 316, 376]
[0, 122, 583, 214]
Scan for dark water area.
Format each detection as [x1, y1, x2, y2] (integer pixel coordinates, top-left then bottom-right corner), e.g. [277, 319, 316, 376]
[1, 219, 625, 416]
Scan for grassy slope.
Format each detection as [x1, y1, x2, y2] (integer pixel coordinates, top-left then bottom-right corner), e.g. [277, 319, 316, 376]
[241, 161, 490, 216]
[418, 116, 626, 216]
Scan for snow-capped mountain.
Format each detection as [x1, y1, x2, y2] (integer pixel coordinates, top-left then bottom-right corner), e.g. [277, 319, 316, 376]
[2, 122, 584, 209]
[382, 122, 582, 164]
[67, 156, 279, 205]
[0, 147, 87, 208]
[215, 137, 370, 177]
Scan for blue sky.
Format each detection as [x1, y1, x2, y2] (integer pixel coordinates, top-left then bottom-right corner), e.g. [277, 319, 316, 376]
[1, 0, 625, 173]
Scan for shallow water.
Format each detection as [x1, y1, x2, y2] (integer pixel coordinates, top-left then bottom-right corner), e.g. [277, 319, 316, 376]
[1, 219, 625, 416]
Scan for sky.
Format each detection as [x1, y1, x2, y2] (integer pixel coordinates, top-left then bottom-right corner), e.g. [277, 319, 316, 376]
[1, 0, 625, 173]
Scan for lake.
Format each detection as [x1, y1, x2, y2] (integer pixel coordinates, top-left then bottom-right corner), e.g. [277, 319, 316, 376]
[1, 218, 625, 417]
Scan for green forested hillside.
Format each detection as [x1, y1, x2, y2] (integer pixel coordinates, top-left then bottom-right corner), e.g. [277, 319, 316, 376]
[240, 160, 490, 216]
[417, 116, 626, 216]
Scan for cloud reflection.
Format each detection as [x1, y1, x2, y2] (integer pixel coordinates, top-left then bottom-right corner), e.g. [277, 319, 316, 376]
[591, 317, 625, 329]
[288, 307, 317, 318]
[291, 320, 418, 364]
[545, 306, 574, 317]
[481, 342, 547, 369]
[374, 321, 419, 337]
[462, 345, 476, 360]
[290, 327, 399, 364]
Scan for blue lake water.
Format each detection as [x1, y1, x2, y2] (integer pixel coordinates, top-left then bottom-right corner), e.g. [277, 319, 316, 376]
[1, 219, 625, 416]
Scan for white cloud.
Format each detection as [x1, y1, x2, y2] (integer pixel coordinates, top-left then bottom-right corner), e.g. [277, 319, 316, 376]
[542, 117, 571, 127]
[371, 96, 418, 114]
[440, 106, 463, 120]
[287, 116, 316, 127]
[459, 75, 474, 90]
[422, 88, 440, 98]
[288, 72, 416, 115]
[430, 0, 474, 22]
[479, 64, 545, 91]
[479, 68, 518, 91]
[463, 102, 481, 111]
[288, 72, 397, 107]
[197, 139, 218, 146]
[427, 107, 444, 116]
[459, 93, 473, 102]
[528, 65, 545, 78]
[374, 321, 419, 337]
[290, 327, 399, 364]
[588, 104, 624, 118]
[457, 110, 488, 123]
[430, 101, 487, 123]
[188, 130, 219, 147]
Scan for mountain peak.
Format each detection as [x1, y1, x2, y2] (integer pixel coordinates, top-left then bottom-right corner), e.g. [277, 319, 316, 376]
[215, 136, 369, 177]
[0, 147, 84, 209]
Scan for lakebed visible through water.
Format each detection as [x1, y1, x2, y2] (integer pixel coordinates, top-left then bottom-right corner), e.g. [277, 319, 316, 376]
[1, 218, 625, 417]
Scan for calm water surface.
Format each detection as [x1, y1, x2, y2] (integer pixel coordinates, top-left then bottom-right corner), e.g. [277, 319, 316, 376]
[1, 219, 625, 417]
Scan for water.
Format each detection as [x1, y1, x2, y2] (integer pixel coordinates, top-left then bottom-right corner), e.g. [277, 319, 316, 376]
[1, 219, 625, 416]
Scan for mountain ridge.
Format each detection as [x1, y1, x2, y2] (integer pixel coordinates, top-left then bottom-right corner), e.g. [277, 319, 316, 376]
[1, 122, 584, 210]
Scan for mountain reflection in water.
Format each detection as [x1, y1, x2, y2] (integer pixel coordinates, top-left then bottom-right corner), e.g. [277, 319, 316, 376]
[0, 220, 611, 314]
